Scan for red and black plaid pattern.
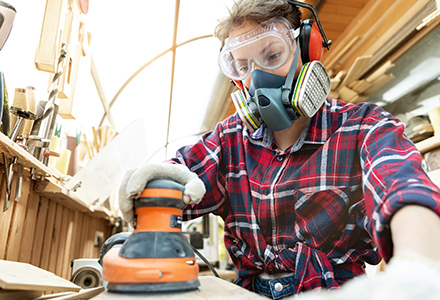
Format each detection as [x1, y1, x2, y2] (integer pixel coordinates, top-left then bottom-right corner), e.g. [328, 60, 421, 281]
[171, 98, 440, 294]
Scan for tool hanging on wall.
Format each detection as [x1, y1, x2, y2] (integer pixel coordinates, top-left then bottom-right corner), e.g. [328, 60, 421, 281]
[0, 72, 10, 136]
[2, 152, 23, 211]
[22, 86, 38, 138]
[9, 107, 37, 143]
[28, 45, 68, 165]
[101, 179, 200, 293]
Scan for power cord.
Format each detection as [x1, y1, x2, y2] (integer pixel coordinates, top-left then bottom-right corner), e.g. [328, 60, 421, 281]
[191, 245, 220, 278]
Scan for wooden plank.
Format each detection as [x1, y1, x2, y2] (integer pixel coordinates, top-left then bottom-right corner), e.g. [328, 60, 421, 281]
[337, 0, 430, 72]
[339, 55, 372, 88]
[348, 95, 369, 104]
[61, 209, 75, 279]
[325, 35, 362, 70]
[55, 206, 70, 277]
[33, 287, 104, 299]
[362, 74, 395, 96]
[338, 86, 359, 102]
[0, 288, 43, 300]
[72, 211, 83, 260]
[389, 17, 440, 63]
[40, 201, 58, 270]
[41, 176, 90, 213]
[0, 171, 13, 260]
[415, 134, 440, 154]
[30, 197, 50, 267]
[365, 61, 395, 83]
[330, 70, 347, 90]
[90, 56, 116, 129]
[48, 204, 65, 273]
[80, 215, 92, 258]
[5, 177, 32, 261]
[58, 44, 82, 119]
[34, 0, 68, 72]
[18, 187, 40, 263]
[364, 0, 437, 69]
[322, 0, 396, 66]
[0, 132, 52, 178]
[95, 276, 264, 299]
[0, 260, 80, 292]
[350, 80, 372, 94]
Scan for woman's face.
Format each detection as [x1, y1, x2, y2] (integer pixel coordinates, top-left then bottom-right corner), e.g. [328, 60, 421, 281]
[228, 21, 303, 90]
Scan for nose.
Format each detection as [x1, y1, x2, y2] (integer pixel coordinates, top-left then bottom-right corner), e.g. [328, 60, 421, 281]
[243, 64, 268, 89]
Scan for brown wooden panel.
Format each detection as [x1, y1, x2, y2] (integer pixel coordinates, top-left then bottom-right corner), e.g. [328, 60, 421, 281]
[30, 197, 50, 267]
[0, 170, 14, 259]
[61, 209, 75, 279]
[5, 178, 32, 261]
[322, 0, 396, 68]
[72, 211, 83, 260]
[79, 213, 90, 259]
[55, 206, 70, 277]
[48, 203, 64, 273]
[18, 187, 40, 263]
[39, 201, 57, 270]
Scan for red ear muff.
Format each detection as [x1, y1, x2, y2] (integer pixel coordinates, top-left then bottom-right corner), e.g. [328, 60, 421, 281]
[299, 19, 324, 64]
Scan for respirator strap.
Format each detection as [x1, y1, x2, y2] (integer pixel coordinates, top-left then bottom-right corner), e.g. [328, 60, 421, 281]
[281, 40, 301, 119]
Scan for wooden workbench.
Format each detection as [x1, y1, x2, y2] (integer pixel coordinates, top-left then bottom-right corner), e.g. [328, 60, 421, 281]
[93, 276, 265, 300]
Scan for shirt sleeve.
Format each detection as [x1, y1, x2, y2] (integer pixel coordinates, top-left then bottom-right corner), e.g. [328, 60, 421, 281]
[358, 104, 440, 261]
[167, 117, 233, 221]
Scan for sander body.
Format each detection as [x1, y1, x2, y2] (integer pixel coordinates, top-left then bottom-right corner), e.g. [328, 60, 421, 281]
[101, 179, 200, 293]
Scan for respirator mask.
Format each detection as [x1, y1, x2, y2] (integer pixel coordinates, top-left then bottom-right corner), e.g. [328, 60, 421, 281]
[218, 17, 331, 133]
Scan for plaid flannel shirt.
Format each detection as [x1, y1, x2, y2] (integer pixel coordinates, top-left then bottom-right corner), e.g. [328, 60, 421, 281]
[170, 98, 440, 293]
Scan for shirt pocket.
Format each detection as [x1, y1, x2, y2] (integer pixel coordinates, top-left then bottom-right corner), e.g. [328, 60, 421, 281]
[292, 185, 363, 249]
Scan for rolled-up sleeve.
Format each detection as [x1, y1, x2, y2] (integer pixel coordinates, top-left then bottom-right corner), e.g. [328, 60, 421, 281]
[359, 111, 440, 261]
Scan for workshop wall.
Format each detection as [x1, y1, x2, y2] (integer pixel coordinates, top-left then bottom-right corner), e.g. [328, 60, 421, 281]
[0, 171, 112, 280]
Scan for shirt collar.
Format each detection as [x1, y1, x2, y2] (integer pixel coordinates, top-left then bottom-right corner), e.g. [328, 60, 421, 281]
[304, 98, 334, 145]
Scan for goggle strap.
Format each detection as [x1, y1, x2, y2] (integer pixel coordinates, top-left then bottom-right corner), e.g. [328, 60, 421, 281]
[281, 39, 301, 106]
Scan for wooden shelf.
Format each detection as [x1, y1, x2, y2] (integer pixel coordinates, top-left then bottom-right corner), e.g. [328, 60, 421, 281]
[0, 132, 52, 177]
[41, 175, 91, 213]
[0, 132, 113, 219]
[415, 135, 440, 154]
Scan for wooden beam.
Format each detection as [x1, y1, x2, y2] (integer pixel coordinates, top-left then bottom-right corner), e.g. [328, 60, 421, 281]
[337, 0, 431, 72]
[90, 56, 116, 129]
[325, 36, 361, 71]
[322, 0, 396, 66]
[339, 55, 372, 88]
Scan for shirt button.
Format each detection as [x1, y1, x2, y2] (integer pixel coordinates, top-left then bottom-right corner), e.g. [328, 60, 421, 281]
[274, 282, 283, 292]
[276, 156, 283, 161]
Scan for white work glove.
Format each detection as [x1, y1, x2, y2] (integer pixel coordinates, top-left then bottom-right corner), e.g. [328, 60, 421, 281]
[118, 162, 206, 226]
[294, 252, 440, 300]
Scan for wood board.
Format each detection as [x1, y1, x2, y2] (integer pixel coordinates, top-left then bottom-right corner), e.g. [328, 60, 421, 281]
[0, 288, 43, 300]
[94, 276, 265, 300]
[0, 260, 80, 292]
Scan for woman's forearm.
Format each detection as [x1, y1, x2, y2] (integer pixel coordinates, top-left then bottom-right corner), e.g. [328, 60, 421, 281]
[390, 204, 440, 260]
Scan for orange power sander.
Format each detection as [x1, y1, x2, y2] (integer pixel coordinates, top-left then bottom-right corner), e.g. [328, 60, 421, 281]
[101, 179, 200, 293]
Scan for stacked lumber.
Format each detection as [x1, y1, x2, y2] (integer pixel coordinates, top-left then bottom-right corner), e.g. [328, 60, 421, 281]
[324, 0, 439, 103]
[81, 125, 118, 161]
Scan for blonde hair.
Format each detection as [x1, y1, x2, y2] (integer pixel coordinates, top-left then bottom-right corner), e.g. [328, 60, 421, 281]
[215, 0, 302, 48]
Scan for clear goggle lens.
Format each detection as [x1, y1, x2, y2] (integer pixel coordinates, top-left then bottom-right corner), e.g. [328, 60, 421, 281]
[218, 18, 299, 81]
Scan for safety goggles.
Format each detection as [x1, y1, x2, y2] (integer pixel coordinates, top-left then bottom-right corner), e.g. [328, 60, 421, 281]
[218, 17, 300, 81]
